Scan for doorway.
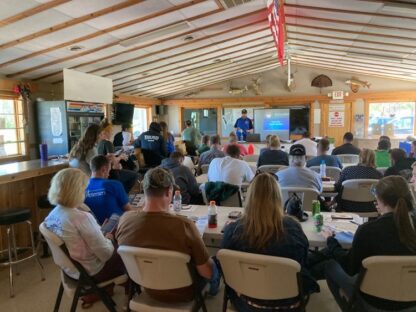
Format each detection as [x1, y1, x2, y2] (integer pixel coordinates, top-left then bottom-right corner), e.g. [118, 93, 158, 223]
[183, 108, 217, 135]
[321, 102, 352, 147]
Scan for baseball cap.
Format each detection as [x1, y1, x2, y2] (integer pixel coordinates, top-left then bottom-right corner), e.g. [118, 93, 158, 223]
[143, 168, 178, 192]
[241, 109, 247, 114]
[289, 144, 306, 156]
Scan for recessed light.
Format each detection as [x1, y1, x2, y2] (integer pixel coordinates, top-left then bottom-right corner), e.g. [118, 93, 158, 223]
[184, 35, 194, 41]
[69, 45, 84, 52]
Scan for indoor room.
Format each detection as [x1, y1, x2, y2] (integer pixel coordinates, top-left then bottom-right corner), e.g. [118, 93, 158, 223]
[0, 0, 415, 311]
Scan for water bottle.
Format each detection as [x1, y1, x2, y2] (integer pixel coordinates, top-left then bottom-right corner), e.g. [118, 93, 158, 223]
[320, 160, 326, 178]
[208, 201, 218, 228]
[173, 190, 182, 213]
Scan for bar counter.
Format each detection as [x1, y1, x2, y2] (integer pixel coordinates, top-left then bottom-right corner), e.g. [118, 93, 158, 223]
[0, 159, 68, 250]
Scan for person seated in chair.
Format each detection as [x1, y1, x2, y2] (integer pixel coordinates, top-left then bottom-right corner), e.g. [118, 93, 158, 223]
[113, 124, 132, 148]
[322, 176, 416, 311]
[134, 122, 167, 167]
[331, 132, 360, 156]
[334, 149, 382, 212]
[222, 132, 248, 156]
[84, 155, 132, 224]
[257, 135, 289, 167]
[295, 131, 317, 157]
[160, 151, 203, 205]
[307, 138, 342, 169]
[44, 168, 125, 299]
[116, 168, 220, 303]
[197, 135, 210, 155]
[221, 173, 319, 311]
[375, 139, 391, 168]
[276, 144, 322, 193]
[384, 148, 414, 180]
[197, 134, 225, 173]
[208, 144, 254, 187]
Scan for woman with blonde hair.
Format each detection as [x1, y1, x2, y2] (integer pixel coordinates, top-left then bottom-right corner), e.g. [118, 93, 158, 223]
[221, 173, 319, 311]
[323, 176, 416, 311]
[44, 168, 125, 307]
[334, 148, 382, 212]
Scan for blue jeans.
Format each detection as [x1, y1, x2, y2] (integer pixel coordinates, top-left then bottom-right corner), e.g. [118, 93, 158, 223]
[325, 260, 356, 312]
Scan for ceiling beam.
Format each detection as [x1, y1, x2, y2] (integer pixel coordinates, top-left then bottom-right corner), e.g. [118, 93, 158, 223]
[140, 62, 279, 98]
[128, 50, 276, 94]
[0, 0, 145, 50]
[116, 44, 276, 93]
[18, 8, 266, 81]
[287, 22, 416, 42]
[285, 3, 416, 21]
[289, 30, 416, 49]
[48, 22, 269, 83]
[112, 36, 274, 91]
[6, 4, 230, 79]
[0, 0, 204, 70]
[0, 0, 71, 27]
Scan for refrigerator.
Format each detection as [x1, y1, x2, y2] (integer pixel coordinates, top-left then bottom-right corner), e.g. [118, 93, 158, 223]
[36, 101, 105, 156]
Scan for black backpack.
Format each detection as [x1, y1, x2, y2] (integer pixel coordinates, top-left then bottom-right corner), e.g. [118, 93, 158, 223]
[284, 192, 308, 222]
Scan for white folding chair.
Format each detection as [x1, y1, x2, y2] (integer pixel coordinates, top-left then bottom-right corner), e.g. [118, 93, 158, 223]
[243, 154, 259, 162]
[349, 256, 416, 311]
[341, 179, 379, 218]
[217, 249, 306, 312]
[200, 164, 209, 174]
[337, 154, 359, 165]
[257, 165, 288, 174]
[117, 246, 207, 312]
[280, 187, 320, 212]
[309, 166, 342, 182]
[39, 222, 127, 312]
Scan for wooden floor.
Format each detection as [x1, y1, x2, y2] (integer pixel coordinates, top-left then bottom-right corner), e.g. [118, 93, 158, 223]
[0, 257, 341, 312]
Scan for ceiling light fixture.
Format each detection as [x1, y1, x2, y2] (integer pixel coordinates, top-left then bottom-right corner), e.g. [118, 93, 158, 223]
[69, 45, 84, 52]
[119, 22, 191, 47]
[184, 35, 194, 41]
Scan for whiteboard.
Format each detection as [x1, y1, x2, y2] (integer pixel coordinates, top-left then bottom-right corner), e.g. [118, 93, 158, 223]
[63, 69, 113, 104]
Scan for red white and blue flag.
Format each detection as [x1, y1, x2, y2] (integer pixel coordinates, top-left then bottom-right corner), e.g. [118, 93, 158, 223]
[267, 0, 285, 66]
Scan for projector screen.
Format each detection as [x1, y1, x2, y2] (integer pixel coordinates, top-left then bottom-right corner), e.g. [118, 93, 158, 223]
[254, 109, 290, 140]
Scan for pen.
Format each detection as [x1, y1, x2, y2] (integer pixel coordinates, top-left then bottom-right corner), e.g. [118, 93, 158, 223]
[350, 220, 360, 226]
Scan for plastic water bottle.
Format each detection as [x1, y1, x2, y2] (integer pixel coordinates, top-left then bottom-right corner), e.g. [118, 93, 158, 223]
[208, 201, 218, 228]
[173, 190, 182, 213]
[320, 160, 326, 178]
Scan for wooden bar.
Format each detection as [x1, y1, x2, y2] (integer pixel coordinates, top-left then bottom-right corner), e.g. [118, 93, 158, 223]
[0, 160, 68, 251]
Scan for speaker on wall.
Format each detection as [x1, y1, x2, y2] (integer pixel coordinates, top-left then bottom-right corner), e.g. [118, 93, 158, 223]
[113, 103, 134, 125]
[156, 105, 167, 115]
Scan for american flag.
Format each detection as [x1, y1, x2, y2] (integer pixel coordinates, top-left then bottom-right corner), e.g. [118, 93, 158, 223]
[267, 0, 285, 66]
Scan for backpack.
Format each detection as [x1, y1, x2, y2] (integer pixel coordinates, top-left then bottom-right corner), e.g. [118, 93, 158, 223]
[284, 192, 308, 222]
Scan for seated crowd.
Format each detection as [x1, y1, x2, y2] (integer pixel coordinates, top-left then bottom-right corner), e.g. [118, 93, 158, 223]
[55, 122, 416, 311]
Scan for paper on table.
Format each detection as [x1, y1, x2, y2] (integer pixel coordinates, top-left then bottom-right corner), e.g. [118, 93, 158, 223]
[196, 216, 208, 237]
[327, 221, 358, 234]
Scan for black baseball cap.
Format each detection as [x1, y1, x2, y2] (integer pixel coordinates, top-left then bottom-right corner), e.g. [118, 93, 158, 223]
[241, 109, 247, 114]
[289, 144, 306, 156]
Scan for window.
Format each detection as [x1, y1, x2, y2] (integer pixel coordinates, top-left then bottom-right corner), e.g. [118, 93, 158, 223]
[0, 99, 26, 157]
[368, 102, 415, 137]
[132, 107, 148, 138]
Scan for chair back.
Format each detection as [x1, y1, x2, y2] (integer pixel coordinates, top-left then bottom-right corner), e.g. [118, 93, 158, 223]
[337, 154, 359, 165]
[360, 256, 416, 302]
[39, 222, 78, 277]
[280, 187, 319, 211]
[201, 164, 209, 174]
[243, 154, 259, 162]
[220, 190, 242, 207]
[217, 249, 301, 300]
[258, 165, 287, 174]
[117, 246, 192, 290]
[341, 179, 378, 202]
[309, 166, 341, 182]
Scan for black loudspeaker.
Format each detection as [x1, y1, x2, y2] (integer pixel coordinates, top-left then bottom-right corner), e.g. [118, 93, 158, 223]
[156, 105, 167, 115]
[113, 103, 134, 125]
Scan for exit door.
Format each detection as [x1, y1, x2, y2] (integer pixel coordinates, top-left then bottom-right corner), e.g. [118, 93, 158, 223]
[321, 102, 352, 147]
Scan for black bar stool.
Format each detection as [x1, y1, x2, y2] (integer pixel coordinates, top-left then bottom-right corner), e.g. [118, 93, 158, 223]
[0, 208, 45, 297]
[37, 194, 54, 257]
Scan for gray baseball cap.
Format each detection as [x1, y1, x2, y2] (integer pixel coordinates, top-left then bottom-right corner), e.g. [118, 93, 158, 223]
[143, 167, 178, 191]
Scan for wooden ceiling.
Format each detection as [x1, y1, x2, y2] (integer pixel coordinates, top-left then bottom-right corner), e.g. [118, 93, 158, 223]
[0, 0, 415, 98]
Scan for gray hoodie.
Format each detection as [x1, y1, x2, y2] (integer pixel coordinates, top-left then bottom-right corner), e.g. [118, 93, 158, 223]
[160, 158, 200, 204]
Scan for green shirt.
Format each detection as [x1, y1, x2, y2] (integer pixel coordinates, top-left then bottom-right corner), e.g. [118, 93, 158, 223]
[181, 127, 201, 147]
[197, 144, 210, 155]
[375, 150, 391, 168]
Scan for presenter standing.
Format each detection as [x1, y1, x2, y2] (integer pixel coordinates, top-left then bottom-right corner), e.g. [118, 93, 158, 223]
[234, 109, 253, 141]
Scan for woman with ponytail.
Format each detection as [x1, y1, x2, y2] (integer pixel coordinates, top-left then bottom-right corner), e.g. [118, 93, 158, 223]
[322, 175, 416, 311]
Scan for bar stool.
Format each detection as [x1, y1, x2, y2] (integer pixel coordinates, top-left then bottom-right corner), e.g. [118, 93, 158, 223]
[37, 194, 53, 257]
[0, 208, 45, 297]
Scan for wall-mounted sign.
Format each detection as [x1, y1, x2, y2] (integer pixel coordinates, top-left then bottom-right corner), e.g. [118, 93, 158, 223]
[67, 101, 104, 113]
[332, 91, 344, 100]
[328, 104, 345, 127]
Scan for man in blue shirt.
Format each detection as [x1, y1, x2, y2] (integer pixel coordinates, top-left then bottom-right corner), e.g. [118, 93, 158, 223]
[85, 155, 132, 224]
[307, 138, 343, 169]
[234, 109, 253, 141]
